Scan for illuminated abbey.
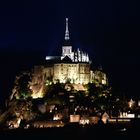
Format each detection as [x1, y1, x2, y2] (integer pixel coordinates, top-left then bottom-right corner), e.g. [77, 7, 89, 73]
[11, 18, 108, 99]
[42, 18, 107, 85]
[3, 18, 137, 130]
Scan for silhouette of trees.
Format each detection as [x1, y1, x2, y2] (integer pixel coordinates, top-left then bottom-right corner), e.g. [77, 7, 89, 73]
[16, 73, 32, 99]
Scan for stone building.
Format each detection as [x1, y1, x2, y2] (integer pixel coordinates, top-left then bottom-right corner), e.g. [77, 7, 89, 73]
[43, 18, 107, 84]
[29, 18, 108, 98]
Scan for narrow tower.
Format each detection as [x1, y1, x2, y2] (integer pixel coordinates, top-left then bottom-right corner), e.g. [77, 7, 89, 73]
[62, 18, 73, 60]
[65, 18, 70, 40]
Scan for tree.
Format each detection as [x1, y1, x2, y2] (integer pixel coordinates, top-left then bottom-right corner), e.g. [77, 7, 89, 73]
[16, 73, 32, 99]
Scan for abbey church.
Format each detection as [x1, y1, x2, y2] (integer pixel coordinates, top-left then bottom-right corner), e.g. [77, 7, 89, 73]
[31, 18, 107, 86]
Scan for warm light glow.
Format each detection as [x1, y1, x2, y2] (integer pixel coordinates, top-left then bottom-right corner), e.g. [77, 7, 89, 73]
[108, 118, 131, 123]
[127, 114, 135, 118]
[138, 101, 140, 106]
[101, 112, 109, 124]
[120, 112, 128, 118]
[128, 99, 135, 108]
[79, 119, 89, 125]
[53, 114, 62, 120]
[17, 118, 21, 126]
[33, 121, 64, 128]
[31, 92, 44, 99]
[119, 112, 135, 118]
[102, 79, 106, 85]
[70, 115, 80, 122]
[8, 118, 21, 129]
[45, 80, 52, 86]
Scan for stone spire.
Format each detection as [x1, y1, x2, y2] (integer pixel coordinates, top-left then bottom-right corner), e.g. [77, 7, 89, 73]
[65, 18, 70, 40]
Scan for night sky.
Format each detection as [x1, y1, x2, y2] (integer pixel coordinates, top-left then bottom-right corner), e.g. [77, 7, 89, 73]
[0, 0, 140, 104]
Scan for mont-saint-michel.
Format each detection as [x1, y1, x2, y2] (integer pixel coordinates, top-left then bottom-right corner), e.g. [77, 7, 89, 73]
[0, 19, 140, 135]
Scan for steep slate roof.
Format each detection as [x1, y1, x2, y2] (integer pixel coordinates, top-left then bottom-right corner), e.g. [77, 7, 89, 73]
[61, 55, 73, 63]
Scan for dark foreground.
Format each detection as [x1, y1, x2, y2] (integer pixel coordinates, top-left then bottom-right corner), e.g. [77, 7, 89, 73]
[0, 123, 140, 140]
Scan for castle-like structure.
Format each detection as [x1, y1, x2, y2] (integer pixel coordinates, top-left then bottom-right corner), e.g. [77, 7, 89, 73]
[32, 18, 107, 86]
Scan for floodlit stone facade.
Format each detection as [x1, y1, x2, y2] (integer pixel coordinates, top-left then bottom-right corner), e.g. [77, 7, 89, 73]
[28, 18, 108, 98]
[53, 63, 90, 84]
[43, 18, 107, 85]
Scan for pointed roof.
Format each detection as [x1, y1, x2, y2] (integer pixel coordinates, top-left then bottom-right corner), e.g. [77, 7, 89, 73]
[63, 18, 71, 46]
[65, 18, 70, 40]
[61, 55, 72, 63]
